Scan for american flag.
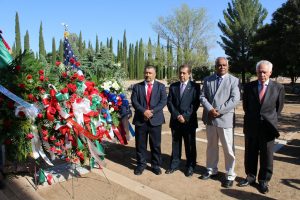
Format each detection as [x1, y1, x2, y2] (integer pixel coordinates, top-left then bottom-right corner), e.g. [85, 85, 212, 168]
[63, 36, 77, 69]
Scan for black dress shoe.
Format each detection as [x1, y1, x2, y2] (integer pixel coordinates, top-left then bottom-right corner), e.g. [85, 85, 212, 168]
[184, 167, 194, 177]
[199, 172, 216, 180]
[237, 179, 255, 187]
[152, 167, 162, 175]
[165, 168, 177, 174]
[259, 181, 269, 194]
[222, 180, 233, 188]
[134, 167, 145, 175]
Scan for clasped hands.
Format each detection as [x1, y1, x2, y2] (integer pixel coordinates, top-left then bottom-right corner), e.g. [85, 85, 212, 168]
[208, 108, 220, 118]
[144, 109, 153, 120]
[177, 115, 185, 123]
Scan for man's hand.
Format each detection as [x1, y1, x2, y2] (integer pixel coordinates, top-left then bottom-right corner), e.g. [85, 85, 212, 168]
[144, 109, 153, 120]
[208, 109, 220, 118]
[177, 115, 185, 123]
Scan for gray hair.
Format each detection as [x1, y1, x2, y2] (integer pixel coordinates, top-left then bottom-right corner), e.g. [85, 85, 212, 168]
[256, 60, 273, 71]
[215, 57, 229, 66]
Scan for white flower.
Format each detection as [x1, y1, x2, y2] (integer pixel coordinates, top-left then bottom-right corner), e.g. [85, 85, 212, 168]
[109, 107, 114, 113]
[101, 81, 111, 91]
[112, 81, 120, 91]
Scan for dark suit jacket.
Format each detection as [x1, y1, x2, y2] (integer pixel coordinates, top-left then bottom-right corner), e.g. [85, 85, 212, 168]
[167, 81, 200, 129]
[243, 80, 285, 138]
[131, 80, 167, 126]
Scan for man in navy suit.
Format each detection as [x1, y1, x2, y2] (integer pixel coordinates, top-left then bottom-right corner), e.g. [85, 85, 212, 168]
[238, 60, 285, 194]
[165, 64, 200, 177]
[131, 65, 167, 175]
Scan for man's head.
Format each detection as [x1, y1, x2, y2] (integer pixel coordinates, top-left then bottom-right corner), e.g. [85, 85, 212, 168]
[256, 60, 272, 84]
[215, 57, 229, 76]
[179, 64, 191, 82]
[144, 65, 156, 83]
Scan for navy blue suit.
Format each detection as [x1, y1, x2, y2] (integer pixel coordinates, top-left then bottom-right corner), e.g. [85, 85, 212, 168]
[131, 80, 167, 169]
[167, 81, 200, 169]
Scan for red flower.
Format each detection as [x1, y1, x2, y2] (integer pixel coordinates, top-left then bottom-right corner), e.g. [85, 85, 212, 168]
[18, 83, 25, 89]
[55, 141, 61, 146]
[39, 75, 45, 81]
[50, 135, 56, 141]
[28, 94, 35, 101]
[26, 133, 34, 140]
[4, 139, 12, 145]
[18, 111, 25, 117]
[37, 113, 43, 119]
[67, 83, 77, 93]
[41, 129, 48, 136]
[26, 74, 32, 79]
[103, 113, 107, 118]
[70, 57, 75, 64]
[39, 70, 44, 75]
[7, 101, 14, 109]
[77, 75, 85, 82]
[75, 61, 81, 67]
[42, 136, 48, 141]
[62, 72, 68, 78]
[55, 61, 61, 66]
[65, 157, 71, 162]
[15, 65, 21, 71]
[60, 88, 68, 94]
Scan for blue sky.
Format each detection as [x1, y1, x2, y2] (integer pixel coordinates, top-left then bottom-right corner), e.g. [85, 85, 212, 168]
[0, 0, 286, 61]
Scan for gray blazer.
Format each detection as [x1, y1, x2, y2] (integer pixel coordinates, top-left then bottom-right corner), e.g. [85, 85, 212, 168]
[200, 73, 240, 128]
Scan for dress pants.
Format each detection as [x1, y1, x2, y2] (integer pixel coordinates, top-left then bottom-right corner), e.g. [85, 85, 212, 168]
[244, 120, 275, 182]
[169, 126, 196, 169]
[206, 125, 236, 180]
[135, 122, 162, 169]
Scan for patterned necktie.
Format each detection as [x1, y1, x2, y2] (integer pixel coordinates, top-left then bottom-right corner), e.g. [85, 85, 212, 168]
[259, 84, 267, 103]
[146, 83, 152, 109]
[180, 83, 186, 98]
[216, 76, 223, 89]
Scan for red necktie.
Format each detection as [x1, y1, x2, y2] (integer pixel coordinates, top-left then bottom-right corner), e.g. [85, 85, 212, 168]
[146, 83, 152, 109]
[259, 84, 267, 103]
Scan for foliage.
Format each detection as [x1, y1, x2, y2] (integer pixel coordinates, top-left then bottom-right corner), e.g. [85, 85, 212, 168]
[14, 12, 22, 56]
[218, 0, 267, 84]
[153, 4, 213, 67]
[192, 66, 213, 82]
[253, 0, 300, 84]
[39, 22, 46, 58]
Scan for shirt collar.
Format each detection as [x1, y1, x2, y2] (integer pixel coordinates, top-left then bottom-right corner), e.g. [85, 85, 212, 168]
[181, 80, 189, 85]
[145, 80, 155, 85]
[215, 73, 226, 79]
[258, 79, 270, 86]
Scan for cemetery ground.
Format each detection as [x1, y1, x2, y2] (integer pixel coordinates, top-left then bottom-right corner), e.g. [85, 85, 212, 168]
[0, 81, 299, 200]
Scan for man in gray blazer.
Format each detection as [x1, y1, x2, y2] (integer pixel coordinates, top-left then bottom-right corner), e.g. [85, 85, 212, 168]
[200, 57, 240, 188]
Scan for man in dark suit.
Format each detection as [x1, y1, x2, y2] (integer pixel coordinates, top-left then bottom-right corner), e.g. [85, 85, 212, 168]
[238, 60, 285, 194]
[131, 65, 167, 175]
[166, 64, 200, 177]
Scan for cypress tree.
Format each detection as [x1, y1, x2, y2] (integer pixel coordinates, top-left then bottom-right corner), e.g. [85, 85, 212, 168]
[52, 37, 56, 65]
[167, 37, 174, 78]
[138, 38, 145, 79]
[176, 39, 182, 69]
[59, 39, 64, 62]
[78, 31, 83, 55]
[39, 21, 46, 58]
[161, 46, 166, 79]
[128, 44, 134, 79]
[83, 40, 86, 50]
[95, 35, 99, 53]
[12, 42, 16, 57]
[24, 30, 30, 52]
[155, 35, 162, 79]
[109, 37, 113, 54]
[123, 30, 127, 72]
[106, 38, 109, 48]
[15, 12, 22, 55]
[134, 41, 139, 79]
[147, 38, 153, 65]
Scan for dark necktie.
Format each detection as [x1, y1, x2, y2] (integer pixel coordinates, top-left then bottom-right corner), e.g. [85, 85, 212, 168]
[146, 83, 152, 109]
[216, 76, 223, 89]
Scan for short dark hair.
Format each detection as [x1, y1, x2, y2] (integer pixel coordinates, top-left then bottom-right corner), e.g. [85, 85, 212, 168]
[179, 64, 191, 74]
[144, 65, 156, 72]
